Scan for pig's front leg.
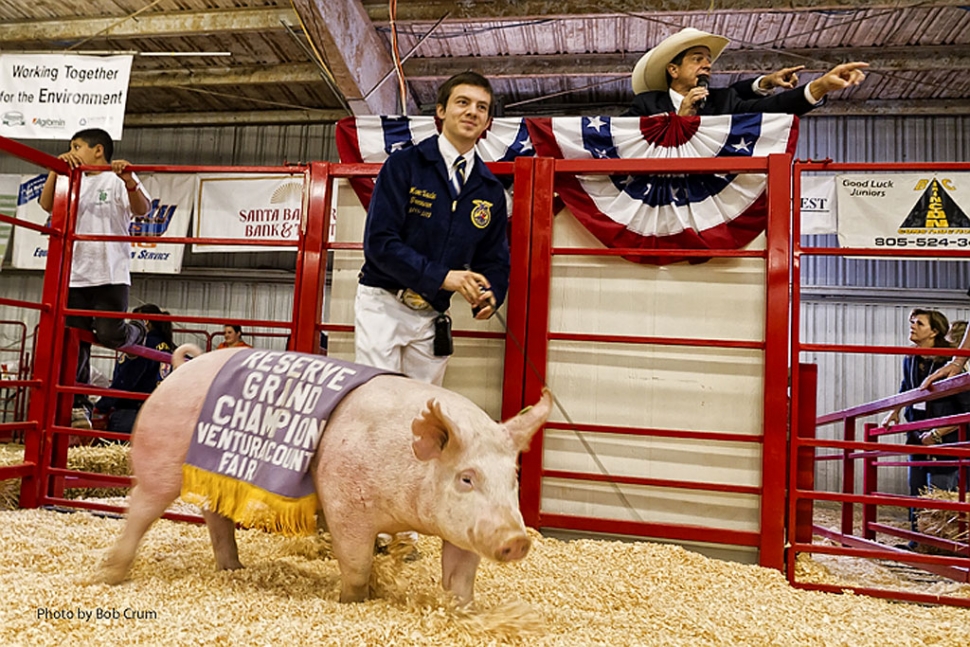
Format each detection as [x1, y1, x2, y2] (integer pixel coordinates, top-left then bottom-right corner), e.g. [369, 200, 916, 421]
[441, 540, 481, 604]
[203, 510, 243, 571]
[330, 528, 377, 603]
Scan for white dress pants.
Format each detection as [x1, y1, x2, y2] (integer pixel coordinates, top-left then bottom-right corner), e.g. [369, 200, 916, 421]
[354, 284, 449, 386]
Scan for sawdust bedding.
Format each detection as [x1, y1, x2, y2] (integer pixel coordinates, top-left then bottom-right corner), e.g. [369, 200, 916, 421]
[1, 508, 970, 647]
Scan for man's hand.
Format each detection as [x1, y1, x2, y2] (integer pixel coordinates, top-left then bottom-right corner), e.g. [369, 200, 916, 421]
[921, 361, 964, 389]
[442, 270, 490, 305]
[471, 291, 497, 320]
[760, 65, 805, 90]
[808, 61, 868, 101]
[677, 86, 709, 116]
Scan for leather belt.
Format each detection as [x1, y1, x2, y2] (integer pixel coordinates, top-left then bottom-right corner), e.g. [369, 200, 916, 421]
[383, 287, 433, 311]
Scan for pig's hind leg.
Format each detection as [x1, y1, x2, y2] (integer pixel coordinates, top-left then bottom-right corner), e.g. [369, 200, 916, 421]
[101, 483, 178, 584]
[203, 510, 243, 570]
[329, 526, 377, 603]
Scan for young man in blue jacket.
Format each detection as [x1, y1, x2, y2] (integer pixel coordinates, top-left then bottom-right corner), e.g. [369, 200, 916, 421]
[355, 71, 510, 386]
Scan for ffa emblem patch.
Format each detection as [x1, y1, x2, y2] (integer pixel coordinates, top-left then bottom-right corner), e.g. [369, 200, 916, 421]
[470, 200, 492, 229]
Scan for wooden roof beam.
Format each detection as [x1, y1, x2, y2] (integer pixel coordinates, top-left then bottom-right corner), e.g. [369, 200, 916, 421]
[130, 43, 969, 89]
[291, 0, 414, 116]
[0, 8, 294, 43]
[124, 109, 346, 127]
[363, 0, 970, 21]
[402, 46, 970, 79]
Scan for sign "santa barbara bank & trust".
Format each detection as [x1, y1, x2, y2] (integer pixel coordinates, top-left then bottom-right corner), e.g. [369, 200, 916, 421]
[193, 175, 305, 253]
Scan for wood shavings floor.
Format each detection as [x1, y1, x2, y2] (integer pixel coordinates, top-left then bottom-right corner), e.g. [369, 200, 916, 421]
[1, 508, 969, 646]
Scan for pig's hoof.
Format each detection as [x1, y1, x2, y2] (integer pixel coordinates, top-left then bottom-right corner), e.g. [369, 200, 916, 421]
[100, 562, 128, 585]
[215, 561, 244, 571]
[339, 585, 369, 603]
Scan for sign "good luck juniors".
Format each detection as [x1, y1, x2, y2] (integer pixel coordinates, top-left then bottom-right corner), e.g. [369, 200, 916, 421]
[181, 349, 389, 535]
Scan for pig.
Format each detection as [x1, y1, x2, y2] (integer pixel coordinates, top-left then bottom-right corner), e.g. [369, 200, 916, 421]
[101, 344, 552, 604]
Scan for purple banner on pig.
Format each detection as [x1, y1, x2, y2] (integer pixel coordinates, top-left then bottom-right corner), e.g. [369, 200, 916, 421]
[186, 349, 389, 499]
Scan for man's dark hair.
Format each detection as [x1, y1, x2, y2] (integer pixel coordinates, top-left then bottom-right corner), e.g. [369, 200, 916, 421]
[664, 47, 692, 88]
[71, 128, 114, 162]
[225, 324, 243, 334]
[435, 71, 495, 117]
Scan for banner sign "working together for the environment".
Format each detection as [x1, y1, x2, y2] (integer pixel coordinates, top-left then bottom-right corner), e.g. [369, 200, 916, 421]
[0, 54, 133, 140]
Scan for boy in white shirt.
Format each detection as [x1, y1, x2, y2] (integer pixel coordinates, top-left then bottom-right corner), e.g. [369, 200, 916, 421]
[38, 128, 152, 429]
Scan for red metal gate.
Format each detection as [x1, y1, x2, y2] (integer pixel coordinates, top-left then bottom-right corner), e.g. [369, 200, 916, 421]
[789, 160, 970, 607]
[513, 154, 794, 569]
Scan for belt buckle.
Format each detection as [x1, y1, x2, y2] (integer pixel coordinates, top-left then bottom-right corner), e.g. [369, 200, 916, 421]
[399, 289, 432, 311]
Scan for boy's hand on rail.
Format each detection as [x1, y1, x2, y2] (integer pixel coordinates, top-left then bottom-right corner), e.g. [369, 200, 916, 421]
[56, 151, 87, 169]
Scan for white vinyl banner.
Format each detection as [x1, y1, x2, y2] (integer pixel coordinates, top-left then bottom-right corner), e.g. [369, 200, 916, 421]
[193, 174, 304, 253]
[130, 174, 196, 273]
[799, 175, 837, 235]
[0, 174, 18, 270]
[11, 173, 194, 273]
[9, 173, 48, 270]
[0, 54, 133, 141]
[837, 173, 970, 251]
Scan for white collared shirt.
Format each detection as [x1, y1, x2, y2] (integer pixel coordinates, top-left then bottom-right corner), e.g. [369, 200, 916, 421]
[437, 135, 475, 185]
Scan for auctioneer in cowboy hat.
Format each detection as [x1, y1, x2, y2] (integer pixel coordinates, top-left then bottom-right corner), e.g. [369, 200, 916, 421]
[631, 27, 729, 94]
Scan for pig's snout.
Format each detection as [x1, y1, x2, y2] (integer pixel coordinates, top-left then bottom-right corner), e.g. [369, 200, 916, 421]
[494, 534, 531, 562]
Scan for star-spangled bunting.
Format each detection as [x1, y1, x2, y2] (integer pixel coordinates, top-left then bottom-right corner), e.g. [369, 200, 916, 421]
[335, 113, 798, 264]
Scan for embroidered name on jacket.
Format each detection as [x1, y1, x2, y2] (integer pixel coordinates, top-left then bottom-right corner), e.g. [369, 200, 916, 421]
[408, 186, 435, 218]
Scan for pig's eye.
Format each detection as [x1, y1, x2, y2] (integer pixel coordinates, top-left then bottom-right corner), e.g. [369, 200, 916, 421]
[457, 470, 476, 491]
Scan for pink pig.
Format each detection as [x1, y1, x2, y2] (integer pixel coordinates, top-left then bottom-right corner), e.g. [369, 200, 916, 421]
[101, 345, 552, 604]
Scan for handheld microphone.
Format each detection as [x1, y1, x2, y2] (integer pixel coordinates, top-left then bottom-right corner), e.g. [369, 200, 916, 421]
[695, 74, 710, 111]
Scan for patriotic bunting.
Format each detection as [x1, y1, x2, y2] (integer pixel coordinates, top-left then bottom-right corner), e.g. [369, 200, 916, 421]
[335, 113, 798, 264]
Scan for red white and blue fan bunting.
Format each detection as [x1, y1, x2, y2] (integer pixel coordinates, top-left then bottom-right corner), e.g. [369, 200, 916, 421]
[335, 114, 797, 264]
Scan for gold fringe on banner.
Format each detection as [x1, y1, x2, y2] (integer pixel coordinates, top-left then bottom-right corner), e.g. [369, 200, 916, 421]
[181, 464, 317, 537]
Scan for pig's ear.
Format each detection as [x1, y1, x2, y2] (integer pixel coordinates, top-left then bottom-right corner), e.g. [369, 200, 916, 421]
[502, 388, 553, 452]
[411, 398, 461, 461]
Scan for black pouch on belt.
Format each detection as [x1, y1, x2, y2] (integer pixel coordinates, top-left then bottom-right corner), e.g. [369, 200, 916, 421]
[433, 313, 453, 357]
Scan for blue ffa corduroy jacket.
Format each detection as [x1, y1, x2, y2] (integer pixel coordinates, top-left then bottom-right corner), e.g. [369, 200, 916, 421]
[359, 135, 510, 313]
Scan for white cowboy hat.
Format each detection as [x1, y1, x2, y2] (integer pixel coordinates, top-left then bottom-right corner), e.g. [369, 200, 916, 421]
[631, 27, 730, 94]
